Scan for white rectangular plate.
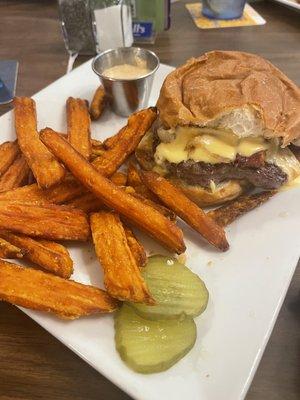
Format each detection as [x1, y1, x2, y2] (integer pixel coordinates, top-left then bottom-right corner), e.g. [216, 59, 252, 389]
[1, 60, 299, 400]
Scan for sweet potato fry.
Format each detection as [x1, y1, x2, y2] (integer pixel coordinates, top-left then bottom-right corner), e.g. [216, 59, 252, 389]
[0, 141, 19, 176]
[66, 186, 176, 220]
[43, 107, 156, 180]
[123, 226, 147, 268]
[91, 138, 104, 148]
[89, 86, 106, 120]
[131, 183, 160, 201]
[124, 186, 135, 194]
[89, 138, 106, 161]
[41, 125, 137, 180]
[66, 192, 103, 213]
[56, 132, 103, 149]
[0, 232, 73, 278]
[141, 171, 229, 252]
[90, 147, 106, 161]
[27, 170, 35, 185]
[0, 259, 118, 319]
[0, 155, 30, 192]
[66, 97, 91, 159]
[127, 161, 143, 187]
[37, 239, 71, 256]
[110, 171, 127, 186]
[130, 191, 176, 221]
[207, 191, 276, 227]
[14, 97, 65, 188]
[90, 212, 153, 303]
[40, 129, 185, 253]
[0, 201, 90, 241]
[0, 237, 25, 259]
[66, 173, 127, 213]
[92, 108, 157, 176]
[103, 126, 126, 150]
[127, 163, 160, 200]
[0, 175, 85, 205]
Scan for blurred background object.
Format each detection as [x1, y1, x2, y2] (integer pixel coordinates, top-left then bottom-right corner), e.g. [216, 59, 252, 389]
[58, 0, 96, 71]
[202, 0, 247, 19]
[272, 0, 300, 12]
[131, 0, 171, 44]
[0, 61, 18, 105]
[57, 0, 171, 63]
[58, 0, 96, 55]
[186, 2, 265, 29]
[90, 0, 133, 52]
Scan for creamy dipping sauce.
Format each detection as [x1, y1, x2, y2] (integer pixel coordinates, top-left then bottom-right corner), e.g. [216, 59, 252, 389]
[102, 64, 150, 79]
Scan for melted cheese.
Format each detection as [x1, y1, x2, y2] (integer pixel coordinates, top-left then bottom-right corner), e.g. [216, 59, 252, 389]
[155, 127, 198, 164]
[199, 134, 237, 160]
[189, 146, 225, 163]
[199, 128, 239, 146]
[154, 126, 300, 184]
[238, 137, 269, 157]
[155, 126, 273, 165]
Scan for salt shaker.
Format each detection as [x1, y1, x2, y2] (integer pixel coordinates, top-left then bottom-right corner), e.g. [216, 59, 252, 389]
[57, 0, 96, 55]
[90, 0, 133, 52]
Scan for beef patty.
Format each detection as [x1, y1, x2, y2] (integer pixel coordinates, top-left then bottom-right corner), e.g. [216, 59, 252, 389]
[167, 158, 287, 189]
[151, 132, 288, 189]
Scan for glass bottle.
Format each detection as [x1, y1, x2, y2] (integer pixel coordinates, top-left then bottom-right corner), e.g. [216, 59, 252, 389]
[131, 0, 170, 44]
[90, 0, 133, 53]
[202, 0, 247, 20]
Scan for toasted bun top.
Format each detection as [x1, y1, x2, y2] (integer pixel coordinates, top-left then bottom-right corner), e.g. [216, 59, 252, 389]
[157, 51, 300, 146]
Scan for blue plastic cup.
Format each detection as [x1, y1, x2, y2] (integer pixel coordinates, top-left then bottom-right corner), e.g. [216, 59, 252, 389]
[202, 0, 247, 20]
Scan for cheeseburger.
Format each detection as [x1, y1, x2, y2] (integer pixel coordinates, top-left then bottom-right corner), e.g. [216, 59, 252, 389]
[136, 51, 300, 206]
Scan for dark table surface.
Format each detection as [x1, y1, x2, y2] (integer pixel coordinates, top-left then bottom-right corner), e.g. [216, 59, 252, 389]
[0, 1, 299, 399]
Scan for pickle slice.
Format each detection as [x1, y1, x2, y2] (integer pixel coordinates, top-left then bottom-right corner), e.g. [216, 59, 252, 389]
[129, 255, 209, 320]
[115, 305, 196, 374]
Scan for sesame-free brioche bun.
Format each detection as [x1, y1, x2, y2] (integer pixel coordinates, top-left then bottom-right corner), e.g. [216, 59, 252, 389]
[157, 51, 300, 146]
[135, 131, 248, 207]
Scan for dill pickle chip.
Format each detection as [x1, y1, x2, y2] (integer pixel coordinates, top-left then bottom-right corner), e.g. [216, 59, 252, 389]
[115, 304, 196, 374]
[129, 255, 209, 320]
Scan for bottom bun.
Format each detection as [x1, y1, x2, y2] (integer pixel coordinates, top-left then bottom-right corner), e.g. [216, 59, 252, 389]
[136, 131, 248, 207]
[167, 178, 247, 207]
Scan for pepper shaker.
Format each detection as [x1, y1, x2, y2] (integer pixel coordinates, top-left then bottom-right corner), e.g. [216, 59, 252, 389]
[57, 0, 96, 55]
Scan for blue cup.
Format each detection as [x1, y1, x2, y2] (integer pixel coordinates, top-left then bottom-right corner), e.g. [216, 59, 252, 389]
[202, 0, 247, 20]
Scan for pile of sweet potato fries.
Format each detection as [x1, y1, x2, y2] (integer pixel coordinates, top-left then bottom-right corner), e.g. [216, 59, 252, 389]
[0, 89, 276, 320]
